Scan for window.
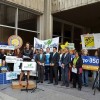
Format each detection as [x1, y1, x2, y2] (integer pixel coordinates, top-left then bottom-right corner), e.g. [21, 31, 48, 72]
[0, 4, 16, 27]
[18, 9, 37, 31]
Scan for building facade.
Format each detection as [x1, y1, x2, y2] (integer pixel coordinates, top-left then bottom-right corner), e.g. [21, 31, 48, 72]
[0, 0, 100, 49]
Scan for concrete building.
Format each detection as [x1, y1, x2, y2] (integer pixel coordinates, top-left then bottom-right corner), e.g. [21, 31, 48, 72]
[0, 0, 100, 49]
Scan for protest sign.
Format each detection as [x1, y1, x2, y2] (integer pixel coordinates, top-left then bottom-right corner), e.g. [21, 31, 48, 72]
[34, 37, 59, 52]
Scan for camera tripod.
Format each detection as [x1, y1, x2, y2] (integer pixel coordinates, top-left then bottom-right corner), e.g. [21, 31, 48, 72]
[92, 60, 100, 95]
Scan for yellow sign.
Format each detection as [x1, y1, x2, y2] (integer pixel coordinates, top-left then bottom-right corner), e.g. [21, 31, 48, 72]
[84, 36, 94, 48]
[8, 35, 23, 49]
[82, 65, 99, 71]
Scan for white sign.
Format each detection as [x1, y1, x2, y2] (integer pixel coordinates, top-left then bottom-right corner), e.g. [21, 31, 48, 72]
[6, 72, 17, 80]
[81, 33, 100, 49]
[0, 59, 2, 66]
[34, 37, 59, 52]
[0, 45, 15, 50]
[22, 62, 36, 71]
[68, 43, 75, 50]
[14, 61, 36, 76]
[6, 56, 17, 63]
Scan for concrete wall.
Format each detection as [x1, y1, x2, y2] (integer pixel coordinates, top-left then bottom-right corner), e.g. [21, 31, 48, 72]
[52, 0, 100, 13]
[5, 0, 44, 13]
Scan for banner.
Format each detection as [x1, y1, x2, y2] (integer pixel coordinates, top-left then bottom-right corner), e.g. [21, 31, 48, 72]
[71, 55, 99, 71]
[82, 56, 99, 71]
[81, 33, 100, 49]
[0, 45, 15, 50]
[34, 37, 59, 52]
[6, 56, 17, 63]
[22, 62, 37, 71]
[6, 72, 17, 80]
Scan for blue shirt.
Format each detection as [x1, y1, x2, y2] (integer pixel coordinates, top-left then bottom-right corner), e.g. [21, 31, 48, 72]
[45, 53, 50, 65]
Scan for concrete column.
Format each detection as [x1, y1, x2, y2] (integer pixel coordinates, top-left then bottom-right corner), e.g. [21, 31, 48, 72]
[37, 15, 45, 40]
[37, 0, 53, 40]
[61, 23, 64, 43]
[71, 26, 74, 42]
[43, 0, 53, 39]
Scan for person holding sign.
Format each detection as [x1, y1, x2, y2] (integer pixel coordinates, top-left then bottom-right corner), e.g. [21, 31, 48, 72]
[35, 48, 45, 83]
[19, 42, 33, 85]
[71, 51, 83, 91]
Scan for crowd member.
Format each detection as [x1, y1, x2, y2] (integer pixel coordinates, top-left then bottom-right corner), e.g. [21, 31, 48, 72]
[82, 49, 89, 87]
[71, 51, 83, 91]
[33, 49, 39, 60]
[19, 42, 33, 85]
[44, 47, 51, 81]
[48, 47, 59, 85]
[58, 49, 64, 81]
[0, 49, 6, 59]
[35, 48, 45, 83]
[93, 50, 98, 81]
[0, 59, 9, 73]
[14, 49, 21, 58]
[7, 50, 15, 56]
[61, 47, 71, 87]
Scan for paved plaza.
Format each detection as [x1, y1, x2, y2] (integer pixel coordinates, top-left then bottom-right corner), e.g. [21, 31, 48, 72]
[0, 81, 100, 100]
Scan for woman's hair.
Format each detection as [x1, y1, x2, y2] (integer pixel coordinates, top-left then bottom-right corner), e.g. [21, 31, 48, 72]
[75, 51, 82, 57]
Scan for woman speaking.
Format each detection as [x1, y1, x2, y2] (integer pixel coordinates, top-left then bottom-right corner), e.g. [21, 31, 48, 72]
[19, 42, 33, 85]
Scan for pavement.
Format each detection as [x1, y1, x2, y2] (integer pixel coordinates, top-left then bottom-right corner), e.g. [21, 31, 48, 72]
[0, 81, 100, 100]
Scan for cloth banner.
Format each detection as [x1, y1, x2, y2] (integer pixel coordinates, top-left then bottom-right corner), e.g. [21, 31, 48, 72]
[71, 55, 99, 71]
[6, 72, 17, 80]
[34, 37, 59, 52]
[81, 33, 100, 49]
[0, 45, 15, 50]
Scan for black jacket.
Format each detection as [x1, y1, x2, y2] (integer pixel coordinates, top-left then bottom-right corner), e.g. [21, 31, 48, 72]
[50, 52, 59, 67]
[71, 57, 83, 73]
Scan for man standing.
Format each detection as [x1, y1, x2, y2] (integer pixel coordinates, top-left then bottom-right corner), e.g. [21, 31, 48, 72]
[45, 47, 51, 81]
[49, 47, 59, 85]
[61, 47, 71, 87]
[35, 48, 45, 83]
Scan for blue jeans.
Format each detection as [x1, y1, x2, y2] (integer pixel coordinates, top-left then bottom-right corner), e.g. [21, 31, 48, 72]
[61, 67, 69, 85]
[82, 70, 88, 86]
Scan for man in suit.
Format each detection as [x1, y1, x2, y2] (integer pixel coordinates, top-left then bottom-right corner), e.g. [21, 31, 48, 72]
[48, 47, 59, 85]
[35, 48, 45, 83]
[61, 47, 71, 87]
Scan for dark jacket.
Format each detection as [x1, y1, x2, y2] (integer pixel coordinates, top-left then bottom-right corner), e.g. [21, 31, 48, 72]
[71, 57, 83, 74]
[50, 52, 59, 67]
[35, 54, 45, 65]
[61, 53, 71, 67]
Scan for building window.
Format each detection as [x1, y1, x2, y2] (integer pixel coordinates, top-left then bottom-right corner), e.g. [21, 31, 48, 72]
[0, 4, 16, 27]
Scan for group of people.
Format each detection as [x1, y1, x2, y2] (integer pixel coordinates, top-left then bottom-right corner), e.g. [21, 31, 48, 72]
[0, 42, 99, 91]
[34, 46, 83, 91]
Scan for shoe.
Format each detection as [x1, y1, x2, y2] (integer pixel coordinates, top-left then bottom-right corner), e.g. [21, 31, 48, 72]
[66, 84, 69, 87]
[85, 85, 88, 87]
[41, 81, 43, 83]
[78, 88, 81, 91]
[19, 81, 22, 86]
[71, 86, 76, 88]
[37, 81, 40, 83]
[48, 82, 53, 84]
[61, 83, 65, 86]
[54, 83, 58, 85]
